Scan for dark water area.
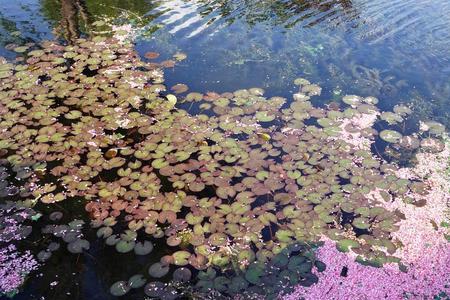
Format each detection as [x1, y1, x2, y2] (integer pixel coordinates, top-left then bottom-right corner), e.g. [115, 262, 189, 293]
[0, 1, 449, 300]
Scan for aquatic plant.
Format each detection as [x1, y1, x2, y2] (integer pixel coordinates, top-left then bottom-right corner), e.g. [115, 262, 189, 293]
[284, 138, 450, 299]
[0, 245, 38, 297]
[0, 203, 39, 296]
[0, 32, 448, 299]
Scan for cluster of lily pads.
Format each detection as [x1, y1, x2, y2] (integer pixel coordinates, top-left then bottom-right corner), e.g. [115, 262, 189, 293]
[0, 34, 446, 298]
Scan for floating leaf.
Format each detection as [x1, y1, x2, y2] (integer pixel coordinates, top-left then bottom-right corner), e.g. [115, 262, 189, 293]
[173, 52, 187, 61]
[379, 130, 402, 143]
[148, 262, 170, 278]
[134, 241, 154, 255]
[173, 267, 192, 282]
[128, 274, 146, 289]
[144, 281, 167, 297]
[67, 239, 90, 254]
[116, 240, 136, 253]
[342, 95, 362, 106]
[256, 111, 275, 122]
[337, 239, 360, 252]
[167, 94, 177, 106]
[110, 281, 130, 297]
[172, 251, 191, 266]
[144, 52, 160, 59]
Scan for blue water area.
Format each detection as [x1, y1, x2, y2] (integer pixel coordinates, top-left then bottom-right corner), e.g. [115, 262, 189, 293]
[0, 0, 450, 124]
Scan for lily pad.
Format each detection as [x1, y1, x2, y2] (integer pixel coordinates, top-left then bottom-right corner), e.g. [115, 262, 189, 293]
[172, 251, 191, 266]
[256, 111, 275, 122]
[342, 95, 362, 106]
[379, 130, 402, 143]
[110, 281, 130, 297]
[144, 281, 167, 297]
[67, 239, 90, 254]
[337, 239, 360, 252]
[128, 274, 147, 289]
[134, 241, 154, 255]
[173, 267, 192, 282]
[116, 240, 136, 253]
[148, 262, 170, 278]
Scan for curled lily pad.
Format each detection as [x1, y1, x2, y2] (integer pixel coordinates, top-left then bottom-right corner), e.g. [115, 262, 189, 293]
[110, 281, 130, 296]
[148, 262, 170, 278]
[379, 130, 402, 143]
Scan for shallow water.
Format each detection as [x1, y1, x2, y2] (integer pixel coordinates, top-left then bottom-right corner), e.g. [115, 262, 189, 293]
[0, 0, 449, 299]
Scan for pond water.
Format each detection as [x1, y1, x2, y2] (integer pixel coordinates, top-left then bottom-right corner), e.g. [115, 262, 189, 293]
[0, 1, 449, 300]
[1, 0, 450, 122]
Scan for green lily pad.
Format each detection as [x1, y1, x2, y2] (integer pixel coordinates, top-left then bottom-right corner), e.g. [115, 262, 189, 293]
[115, 240, 135, 253]
[256, 111, 275, 122]
[245, 263, 264, 285]
[342, 95, 362, 106]
[14, 46, 29, 53]
[379, 130, 402, 143]
[314, 260, 326, 272]
[352, 217, 371, 230]
[172, 251, 191, 266]
[337, 239, 360, 252]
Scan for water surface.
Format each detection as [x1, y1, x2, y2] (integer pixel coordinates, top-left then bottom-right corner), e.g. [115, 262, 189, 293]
[0, 0, 449, 299]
